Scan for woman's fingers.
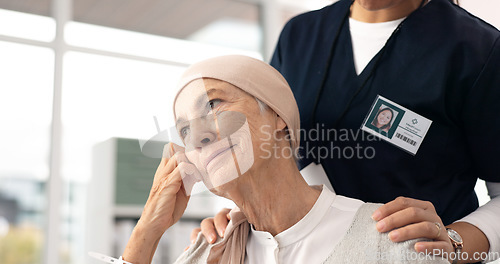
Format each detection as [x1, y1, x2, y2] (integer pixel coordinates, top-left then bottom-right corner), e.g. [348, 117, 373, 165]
[164, 152, 181, 174]
[190, 227, 202, 244]
[139, 143, 191, 236]
[170, 142, 185, 155]
[155, 148, 189, 188]
[151, 152, 179, 192]
[214, 208, 232, 238]
[372, 196, 436, 221]
[158, 165, 183, 194]
[152, 143, 178, 189]
[139, 164, 187, 234]
[159, 142, 186, 168]
[177, 161, 201, 195]
[161, 142, 184, 160]
[387, 221, 447, 243]
[196, 208, 233, 244]
[161, 142, 172, 163]
[200, 218, 218, 244]
[175, 151, 202, 196]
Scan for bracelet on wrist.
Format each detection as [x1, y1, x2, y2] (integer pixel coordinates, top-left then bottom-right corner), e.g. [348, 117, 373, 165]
[88, 251, 134, 264]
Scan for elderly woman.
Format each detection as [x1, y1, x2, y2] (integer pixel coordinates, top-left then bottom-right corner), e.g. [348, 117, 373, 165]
[122, 55, 449, 264]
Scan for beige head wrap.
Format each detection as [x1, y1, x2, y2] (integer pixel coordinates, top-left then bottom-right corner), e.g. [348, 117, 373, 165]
[173, 55, 300, 152]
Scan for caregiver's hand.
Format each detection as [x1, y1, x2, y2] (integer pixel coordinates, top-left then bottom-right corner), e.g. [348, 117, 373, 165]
[373, 197, 492, 263]
[372, 197, 454, 256]
[123, 143, 200, 264]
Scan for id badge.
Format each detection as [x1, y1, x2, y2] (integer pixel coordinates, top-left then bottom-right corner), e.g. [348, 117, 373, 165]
[361, 95, 432, 155]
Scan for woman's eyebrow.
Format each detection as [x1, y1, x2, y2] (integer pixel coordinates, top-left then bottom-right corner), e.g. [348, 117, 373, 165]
[176, 117, 187, 126]
[205, 88, 225, 98]
[176, 88, 227, 126]
[194, 88, 225, 106]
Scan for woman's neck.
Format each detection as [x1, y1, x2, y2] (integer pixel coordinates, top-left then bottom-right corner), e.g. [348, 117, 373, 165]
[350, 0, 425, 23]
[224, 159, 321, 236]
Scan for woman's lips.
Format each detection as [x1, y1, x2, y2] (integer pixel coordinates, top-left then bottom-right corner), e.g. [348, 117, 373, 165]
[204, 144, 236, 169]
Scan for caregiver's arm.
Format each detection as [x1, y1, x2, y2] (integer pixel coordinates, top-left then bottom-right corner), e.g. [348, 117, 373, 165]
[123, 144, 192, 264]
[456, 181, 500, 262]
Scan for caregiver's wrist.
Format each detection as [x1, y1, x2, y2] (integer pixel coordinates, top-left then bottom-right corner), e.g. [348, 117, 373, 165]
[445, 222, 490, 264]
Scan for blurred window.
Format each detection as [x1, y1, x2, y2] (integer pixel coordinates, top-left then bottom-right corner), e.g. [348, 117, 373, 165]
[0, 40, 54, 264]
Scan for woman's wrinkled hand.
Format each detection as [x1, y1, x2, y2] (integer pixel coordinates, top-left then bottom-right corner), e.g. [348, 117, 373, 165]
[372, 197, 454, 257]
[137, 142, 201, 238]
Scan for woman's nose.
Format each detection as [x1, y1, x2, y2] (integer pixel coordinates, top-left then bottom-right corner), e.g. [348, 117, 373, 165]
[188, 117, 217, 148]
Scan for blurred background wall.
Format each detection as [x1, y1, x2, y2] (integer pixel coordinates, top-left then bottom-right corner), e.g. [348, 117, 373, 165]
[0, 0, 498, 264]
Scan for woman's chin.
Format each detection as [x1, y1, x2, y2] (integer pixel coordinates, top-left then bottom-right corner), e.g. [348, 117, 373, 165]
[203, 162, 239, 190]
[207, 177, 239, 197]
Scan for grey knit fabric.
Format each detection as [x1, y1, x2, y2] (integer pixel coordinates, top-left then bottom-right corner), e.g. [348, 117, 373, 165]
[322, 203, 448, 264]
[173, 231, 214, 263]
[174, 203, 449, 264]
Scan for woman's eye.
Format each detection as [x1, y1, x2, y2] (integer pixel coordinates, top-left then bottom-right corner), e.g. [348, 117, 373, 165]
[208, 99, 222, 110]
[180, 127, 190, 138]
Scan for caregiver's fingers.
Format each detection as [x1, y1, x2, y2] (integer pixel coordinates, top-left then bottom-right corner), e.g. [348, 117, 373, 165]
[214, 208, 232, 238]
[414, 240, 455, 258]
[372, 196, 436, 221]
[387, 221, 448, 243]
[375, 206, 437, 233]
[200, 218, 218, 244]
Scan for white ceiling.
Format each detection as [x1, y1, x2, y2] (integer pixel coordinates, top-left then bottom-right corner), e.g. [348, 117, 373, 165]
[0, 0, 259, 39]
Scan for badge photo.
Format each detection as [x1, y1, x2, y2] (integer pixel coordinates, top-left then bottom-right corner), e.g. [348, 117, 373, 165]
[363, 101, 404, 139]
[361, 95, 432, 155]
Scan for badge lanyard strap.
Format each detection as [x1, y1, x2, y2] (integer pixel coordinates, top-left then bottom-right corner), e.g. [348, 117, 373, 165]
[310, 0, 427, 129]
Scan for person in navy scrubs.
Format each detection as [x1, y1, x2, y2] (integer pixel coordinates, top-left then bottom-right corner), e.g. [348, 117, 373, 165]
[195, 0, 500, 263]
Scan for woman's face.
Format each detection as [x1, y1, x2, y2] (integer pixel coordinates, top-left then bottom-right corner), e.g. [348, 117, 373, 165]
[174, 78, 276, 192]
[377, 109, 393, 127]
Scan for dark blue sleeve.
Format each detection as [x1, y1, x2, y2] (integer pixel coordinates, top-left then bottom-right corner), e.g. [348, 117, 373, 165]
[462, 36, 500, 182]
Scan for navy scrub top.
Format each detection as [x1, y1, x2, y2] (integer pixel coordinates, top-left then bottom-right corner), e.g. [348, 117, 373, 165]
[270, 0, 500, 225]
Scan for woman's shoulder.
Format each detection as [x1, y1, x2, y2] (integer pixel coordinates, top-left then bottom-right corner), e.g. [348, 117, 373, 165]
[330, 193, 365, 212]
[322, 203, 448, 264]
